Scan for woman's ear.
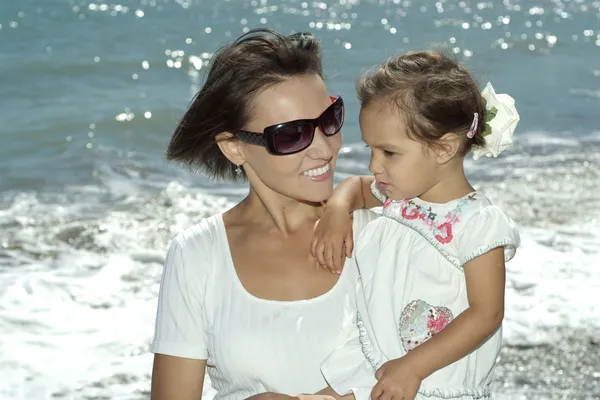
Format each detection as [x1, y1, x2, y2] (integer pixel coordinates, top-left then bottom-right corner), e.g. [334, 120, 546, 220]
[434, 132, 462, 164]
[216, 132, 246, 166]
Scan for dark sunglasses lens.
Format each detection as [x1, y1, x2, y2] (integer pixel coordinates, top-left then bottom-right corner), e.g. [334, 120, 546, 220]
[272, 123, 315, 154]
[320, 99, 344, 136]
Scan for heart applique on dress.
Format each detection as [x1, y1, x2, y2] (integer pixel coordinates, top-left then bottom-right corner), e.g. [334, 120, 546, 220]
[399, 299, 454, 352]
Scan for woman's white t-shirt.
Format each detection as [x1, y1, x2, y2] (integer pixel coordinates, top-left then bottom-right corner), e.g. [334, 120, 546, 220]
[151, 209, 379, 400]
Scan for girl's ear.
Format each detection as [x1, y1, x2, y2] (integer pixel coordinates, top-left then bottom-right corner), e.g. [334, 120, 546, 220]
[434, 132, 462, 164]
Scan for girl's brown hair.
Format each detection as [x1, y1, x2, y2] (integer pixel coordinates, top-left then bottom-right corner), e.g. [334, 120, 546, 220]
[357, 51, 486, 154]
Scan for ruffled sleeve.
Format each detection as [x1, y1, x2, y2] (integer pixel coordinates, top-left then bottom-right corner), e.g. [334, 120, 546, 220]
[455, 206, 520, 266]
[151, 235, 209, 359]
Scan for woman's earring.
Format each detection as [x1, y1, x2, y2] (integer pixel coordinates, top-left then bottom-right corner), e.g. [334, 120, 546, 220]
[235, 164, 242, 176]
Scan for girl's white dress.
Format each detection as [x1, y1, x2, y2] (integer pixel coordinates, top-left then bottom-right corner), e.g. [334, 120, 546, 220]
[321, 183, 520, 400]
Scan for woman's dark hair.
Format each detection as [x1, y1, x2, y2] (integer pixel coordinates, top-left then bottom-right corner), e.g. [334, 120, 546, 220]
[357, 50, 486, 155]
[166, 28, 323, 180]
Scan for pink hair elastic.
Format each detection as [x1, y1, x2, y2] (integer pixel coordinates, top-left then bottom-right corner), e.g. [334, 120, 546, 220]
[466, 112, 479, 139]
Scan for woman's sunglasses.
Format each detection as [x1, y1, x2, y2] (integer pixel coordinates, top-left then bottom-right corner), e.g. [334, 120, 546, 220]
[234, 96, 344, 155]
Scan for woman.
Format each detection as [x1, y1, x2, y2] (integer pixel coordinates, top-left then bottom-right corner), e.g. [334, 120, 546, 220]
[150, 28, 377, 400]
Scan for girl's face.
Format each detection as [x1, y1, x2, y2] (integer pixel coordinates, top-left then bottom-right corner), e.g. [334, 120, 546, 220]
[360, 104, 440, 201]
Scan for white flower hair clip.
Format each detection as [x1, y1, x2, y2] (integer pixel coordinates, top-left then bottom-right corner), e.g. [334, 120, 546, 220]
[470, 82, 520, 160]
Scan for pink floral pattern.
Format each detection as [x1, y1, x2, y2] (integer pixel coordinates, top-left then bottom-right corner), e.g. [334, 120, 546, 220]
[435, 222, 453, 244]
[399, 300, 455, 352]
[426, 310, 452, 334]
[385, 193, 477, 244]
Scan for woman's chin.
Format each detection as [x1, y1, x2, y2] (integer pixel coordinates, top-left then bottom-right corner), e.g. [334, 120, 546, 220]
[290, 181, 333, 204]
[301, 188, 334, 204]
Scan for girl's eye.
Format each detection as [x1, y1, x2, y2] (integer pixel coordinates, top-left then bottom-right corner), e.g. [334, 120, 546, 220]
[383, 150, 395, 157]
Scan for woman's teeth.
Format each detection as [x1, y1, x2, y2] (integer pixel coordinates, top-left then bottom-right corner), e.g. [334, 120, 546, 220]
[302, 164, 330, 177]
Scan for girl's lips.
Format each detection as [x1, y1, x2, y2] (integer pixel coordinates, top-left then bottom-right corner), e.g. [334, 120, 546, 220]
[377, 182, 389, 189]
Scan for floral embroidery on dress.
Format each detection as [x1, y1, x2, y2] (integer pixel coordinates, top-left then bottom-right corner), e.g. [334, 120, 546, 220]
[399, 300, 454, 352]
[385, 193, 477, 244]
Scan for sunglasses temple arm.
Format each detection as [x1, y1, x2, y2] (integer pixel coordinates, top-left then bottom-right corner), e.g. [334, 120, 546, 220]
[234, 131, 267, 146]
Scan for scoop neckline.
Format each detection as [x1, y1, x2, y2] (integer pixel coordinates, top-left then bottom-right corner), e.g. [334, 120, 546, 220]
[215, 213, 347, 306]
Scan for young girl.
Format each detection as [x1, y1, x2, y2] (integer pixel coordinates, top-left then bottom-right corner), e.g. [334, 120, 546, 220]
[314, 51, 521, 400]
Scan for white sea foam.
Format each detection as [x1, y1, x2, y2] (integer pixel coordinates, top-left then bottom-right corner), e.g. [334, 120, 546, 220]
[1, 183, 598, 398]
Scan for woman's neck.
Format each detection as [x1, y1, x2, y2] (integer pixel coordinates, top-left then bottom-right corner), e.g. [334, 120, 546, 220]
[232, 185, 324, 237]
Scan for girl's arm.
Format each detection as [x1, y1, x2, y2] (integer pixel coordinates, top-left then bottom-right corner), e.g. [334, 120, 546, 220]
[312, 176, 381, 273]
[325, 176, 380, 211]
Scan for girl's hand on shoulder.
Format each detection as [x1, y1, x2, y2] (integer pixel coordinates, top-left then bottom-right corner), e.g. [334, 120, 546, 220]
[311, 205, 354, 274]
[371, 357, 423, 400]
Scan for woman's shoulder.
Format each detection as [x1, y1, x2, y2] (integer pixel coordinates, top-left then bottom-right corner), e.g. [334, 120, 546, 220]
[169, 213, 226, 264]
[175, 213, 223, 243]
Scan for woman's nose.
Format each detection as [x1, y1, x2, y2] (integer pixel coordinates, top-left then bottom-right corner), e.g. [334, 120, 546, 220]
[307, 128, 335, 160]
